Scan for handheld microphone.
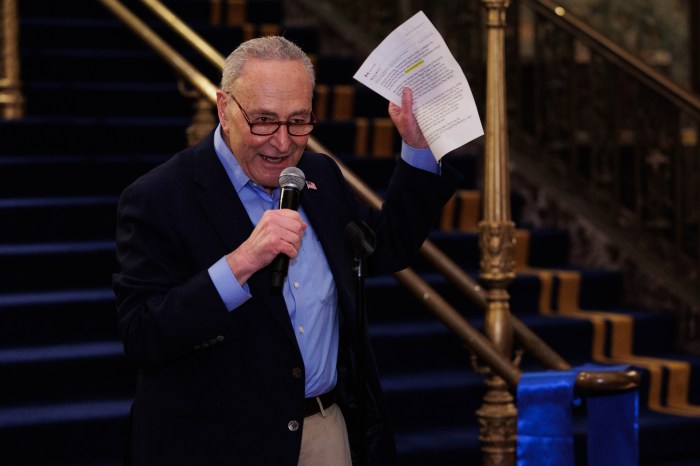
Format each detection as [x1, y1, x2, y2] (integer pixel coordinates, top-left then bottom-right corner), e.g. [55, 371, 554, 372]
[270, 167, 306, 294]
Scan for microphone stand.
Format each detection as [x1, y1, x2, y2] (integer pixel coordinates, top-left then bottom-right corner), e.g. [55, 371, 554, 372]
[345, 221, 376, 466]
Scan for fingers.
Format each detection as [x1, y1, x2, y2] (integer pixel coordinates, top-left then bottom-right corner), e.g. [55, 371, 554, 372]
[262, 209, 307, 259]
[249, 209, 306, 263]
[399, 85, 414, 111]
[226, 210, 306, 285]
[388, 87, 429, 149]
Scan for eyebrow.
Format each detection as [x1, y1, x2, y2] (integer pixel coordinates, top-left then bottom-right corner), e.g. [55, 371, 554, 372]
[247, 106, 312, 119]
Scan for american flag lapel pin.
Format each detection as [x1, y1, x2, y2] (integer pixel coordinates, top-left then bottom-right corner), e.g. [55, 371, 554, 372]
[306, 180, 317, 190]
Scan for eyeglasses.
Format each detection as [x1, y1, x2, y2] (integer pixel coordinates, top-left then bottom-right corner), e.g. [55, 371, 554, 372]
[227, 93, 316, 136]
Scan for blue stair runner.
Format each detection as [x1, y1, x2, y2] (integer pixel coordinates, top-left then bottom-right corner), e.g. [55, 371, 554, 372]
[1, 1, 699, 465]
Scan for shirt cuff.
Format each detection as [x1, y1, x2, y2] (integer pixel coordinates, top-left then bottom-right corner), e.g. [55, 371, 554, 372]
[400, 142, 440, 174]
[208, 256, 251, 311]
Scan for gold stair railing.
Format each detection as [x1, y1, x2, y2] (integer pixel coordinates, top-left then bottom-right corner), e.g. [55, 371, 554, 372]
[513, 0, 700, 344]
[99, 0, 640, 463]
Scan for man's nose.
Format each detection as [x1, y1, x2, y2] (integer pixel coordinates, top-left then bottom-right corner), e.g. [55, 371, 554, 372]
[269, 126, 292, 151]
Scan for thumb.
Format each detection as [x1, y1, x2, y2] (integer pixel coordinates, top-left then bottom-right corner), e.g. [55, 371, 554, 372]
[389, 87, 428, 149]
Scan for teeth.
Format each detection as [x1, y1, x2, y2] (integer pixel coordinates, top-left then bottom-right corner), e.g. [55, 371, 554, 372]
[262, 155, 285, 163]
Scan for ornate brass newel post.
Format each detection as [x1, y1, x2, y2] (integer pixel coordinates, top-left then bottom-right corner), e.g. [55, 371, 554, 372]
[0, 0, 24, 119]
[177, 80, 217, 146]
[475, 1, 517, 465]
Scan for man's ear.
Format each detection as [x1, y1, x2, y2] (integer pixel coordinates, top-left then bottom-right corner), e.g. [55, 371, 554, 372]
[216, 90, 229, 130]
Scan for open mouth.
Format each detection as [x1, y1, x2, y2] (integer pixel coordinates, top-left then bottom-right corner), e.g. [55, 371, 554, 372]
[261, 154, 288, 164]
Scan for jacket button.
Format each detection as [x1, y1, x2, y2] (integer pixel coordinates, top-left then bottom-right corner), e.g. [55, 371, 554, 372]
[288, 420, 300, 431]
[292, 367, 303, 379]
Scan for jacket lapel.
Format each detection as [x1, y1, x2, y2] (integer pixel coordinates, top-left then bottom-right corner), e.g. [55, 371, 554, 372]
[192, 136, 252, 252]
[191, 134, 298, 346]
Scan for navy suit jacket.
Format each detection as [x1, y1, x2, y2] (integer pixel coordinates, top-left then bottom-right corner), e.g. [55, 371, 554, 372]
[113, 130, 459, 465]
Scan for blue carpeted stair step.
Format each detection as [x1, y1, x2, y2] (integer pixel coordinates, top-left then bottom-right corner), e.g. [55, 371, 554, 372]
[366, 273, 484, 321]
[366, 272, 551, 321]
[20, 21, 235, 85]
[394, 425, 481, 466]
[370, 316, 597, 377]
[0, 154, 170, 196]
[21, 47, 184, 83]
[488, 314, 597, 364]
[24, 81, 190, 118]
[0, 288, 117, 348]
[21, 17, 156, 50]
[381, 369, 485, 431]
[421, 229, 572, 272]
[606, 308, 677, 356]
[0, 117, 188, 156]
[0, 342, 133, 406]
[0, 241, 116, 292]
[636, 409, 700, 463]
[644, 352, 700, 405]
[19, 0, 300, 89]
[20, 16, 249, 56]
[370, 320, 471, 375]
[0, 399, 130, 466]
[0, 196, 117, 242]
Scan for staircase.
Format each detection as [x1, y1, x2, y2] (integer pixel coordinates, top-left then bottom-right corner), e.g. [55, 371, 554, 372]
[1, 1, 699, 465]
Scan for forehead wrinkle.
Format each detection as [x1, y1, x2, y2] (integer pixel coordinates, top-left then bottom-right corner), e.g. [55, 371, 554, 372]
[237, 95, 312, 120]
[230, 63, 312, 122]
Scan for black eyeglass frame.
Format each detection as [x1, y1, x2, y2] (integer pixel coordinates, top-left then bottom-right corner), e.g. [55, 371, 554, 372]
[227, 93, 317, 136]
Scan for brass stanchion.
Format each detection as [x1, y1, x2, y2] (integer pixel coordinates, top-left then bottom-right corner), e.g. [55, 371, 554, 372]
[177, 79, 217, 146]
[0, 0, 24, 119]
[186, 96, 217, 146]
[475, 1, 517, 464]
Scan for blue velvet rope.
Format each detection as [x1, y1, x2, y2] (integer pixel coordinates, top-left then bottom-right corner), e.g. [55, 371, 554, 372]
[516, 365, 638, 466]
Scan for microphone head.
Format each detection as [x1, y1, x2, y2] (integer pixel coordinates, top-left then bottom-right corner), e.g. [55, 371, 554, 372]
[279, 167, 306, 191]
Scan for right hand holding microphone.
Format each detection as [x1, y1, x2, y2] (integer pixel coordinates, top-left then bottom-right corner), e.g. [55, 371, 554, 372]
[226, 209, 307, 286]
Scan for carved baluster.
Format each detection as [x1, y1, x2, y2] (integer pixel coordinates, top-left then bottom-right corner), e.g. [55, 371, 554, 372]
[477, 1, 518, 465]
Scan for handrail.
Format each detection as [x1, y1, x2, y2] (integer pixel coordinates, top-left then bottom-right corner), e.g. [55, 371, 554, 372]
[140, 0, 225, 70]
[517, 0, 700, 334]
[525, 0, 700, 119]
[100, 0, 217, 100]
[99, 0, 641, 394]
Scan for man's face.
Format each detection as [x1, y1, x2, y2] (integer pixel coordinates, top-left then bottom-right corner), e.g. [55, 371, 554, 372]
[216, 58, 314, 189]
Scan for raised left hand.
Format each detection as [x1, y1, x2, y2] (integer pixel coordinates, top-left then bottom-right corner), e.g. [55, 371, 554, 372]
[388, 86, 429, 149]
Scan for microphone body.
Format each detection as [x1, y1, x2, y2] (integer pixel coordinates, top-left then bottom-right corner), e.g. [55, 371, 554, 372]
[270, 167, 306, 293]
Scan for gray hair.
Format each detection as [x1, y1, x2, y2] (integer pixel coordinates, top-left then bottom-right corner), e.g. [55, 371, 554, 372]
[220, 36, 315, 92]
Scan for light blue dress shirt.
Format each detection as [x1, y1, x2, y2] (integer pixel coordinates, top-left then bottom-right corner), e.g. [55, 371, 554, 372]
[207, 125, 438, 397]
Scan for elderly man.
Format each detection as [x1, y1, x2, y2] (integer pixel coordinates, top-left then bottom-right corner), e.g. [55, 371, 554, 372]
[114, 35, 460, 466]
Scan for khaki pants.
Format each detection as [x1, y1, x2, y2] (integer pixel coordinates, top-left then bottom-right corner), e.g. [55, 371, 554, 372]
[298, 403, 352, 466]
